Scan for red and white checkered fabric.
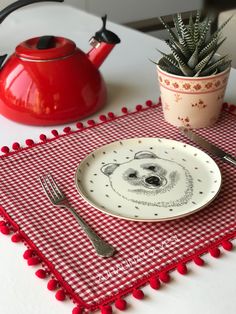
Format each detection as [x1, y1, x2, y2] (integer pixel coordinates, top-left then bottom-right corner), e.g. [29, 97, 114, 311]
[0, 104, 235, 311]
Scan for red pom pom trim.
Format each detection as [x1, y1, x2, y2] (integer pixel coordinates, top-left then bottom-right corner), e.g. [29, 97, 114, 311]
[0, 221, 6, 226]
[108, 112, 115, 118]
[76, 122, 84, 129]
[11, 233, 22, 242]
[1, 146, 10, 154]
[132, 288, 144, 300]
[193, 256, 205, 266]
[72, 306, 84, 314]
[222, 240, 233, 251]
[136, 104, 142, 111]
[149, 277, 160, 290]
[209, 247, 221, 258]
[39, 134, 47, 141]
[47, 279, 58, 291]
[12, 142, 20, 150]
[23, 249, 34, 259]
[121, 107, 128, 114]
[27, 256, 40, 266]
[159, 271, 170, 283]
[222, 102, 228, 110]
[63, 127, 71, 133]
[100, 305, 112, 314]
[177, 263, 188, 275]
[55, 289, 66, 301]
[35, 269, 47, 279]
[87, 119, 95, 126]
[99, 114, 107, 122]
[115, 298, 127, 310]
[146, 100, 153, 107]
[25, 139, 34, 147]
[0, 225, 10, 235]
[51, 130, 59, 137]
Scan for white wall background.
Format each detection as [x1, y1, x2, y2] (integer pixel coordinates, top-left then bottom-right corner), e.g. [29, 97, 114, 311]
[0, 0, 202, 23]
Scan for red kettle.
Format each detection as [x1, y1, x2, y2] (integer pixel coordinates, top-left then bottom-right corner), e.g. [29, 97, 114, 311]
[0, 0, 120, 125]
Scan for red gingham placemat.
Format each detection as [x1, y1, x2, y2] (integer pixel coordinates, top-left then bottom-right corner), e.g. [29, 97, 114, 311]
[0, 101, 235, 313]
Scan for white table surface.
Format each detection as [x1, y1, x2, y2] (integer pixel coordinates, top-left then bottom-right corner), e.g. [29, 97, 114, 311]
[0, 4, 235, 314]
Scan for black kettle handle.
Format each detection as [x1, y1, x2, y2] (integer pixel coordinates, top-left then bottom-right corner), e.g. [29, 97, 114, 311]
[0, 0, 64, 24]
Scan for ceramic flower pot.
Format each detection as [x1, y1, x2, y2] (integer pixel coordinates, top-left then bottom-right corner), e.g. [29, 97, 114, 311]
[157, 66, 231, 128]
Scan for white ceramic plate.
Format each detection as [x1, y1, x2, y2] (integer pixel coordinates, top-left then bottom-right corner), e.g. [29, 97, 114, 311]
[75, 138, 221, 222]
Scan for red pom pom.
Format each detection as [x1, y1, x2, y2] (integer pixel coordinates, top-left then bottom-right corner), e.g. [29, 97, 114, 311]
[193, 256, 205, 266]
[136, 104, 142, 111]
[39, 134, 47, 141]
[76, 122, 84, 129]
[177, 263, 188, 275]
[12, 142, 20, 150]
[51, 129, 59, 137]
[23, 249, 34, 259]
[222, 102, 228, 110]
[87, 119, 95, 126]
[100, 305, 112, 314]
[146, 100, 153, 107]
[159, 271, 170, 283]
[0, 225, 10, 235]
[25, 139, 34, 147]
[72, 306, 83, 314]
[35, 269, 47, 279]
[0, 221, 6, 226]
[222, 240, 233, 251]
[115, 298, 127, 311]
[47, 279, 58, 291]
[121, 107, 128, 114]
[149, 277, 160, 290]
[99, 114, 107, 121]
[108, 112, 115, 118]
[55, 289, 66, 301]
[132, 288, 144, 300]
[11, 233, 22, 242]
[63, 127, 71, 133]
[27, 257, 40, 266]
[229, 104, 235, 112]
[209, 247, 221, 258]
[1, 146, 10, 154]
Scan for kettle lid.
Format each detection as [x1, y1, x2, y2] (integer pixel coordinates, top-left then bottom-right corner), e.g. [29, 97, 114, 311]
[15, 36, 76, 60]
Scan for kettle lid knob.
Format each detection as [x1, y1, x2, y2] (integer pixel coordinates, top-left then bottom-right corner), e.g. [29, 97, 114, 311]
[15, 36, 76, 61]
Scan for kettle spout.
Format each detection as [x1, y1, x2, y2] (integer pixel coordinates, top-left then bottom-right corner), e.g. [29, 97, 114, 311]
[87, 15, 120, 69]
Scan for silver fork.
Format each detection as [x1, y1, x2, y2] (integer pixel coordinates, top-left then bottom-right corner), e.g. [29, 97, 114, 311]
[39, 174, 116, 258]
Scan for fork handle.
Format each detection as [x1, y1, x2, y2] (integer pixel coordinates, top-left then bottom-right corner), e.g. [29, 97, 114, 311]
[62, 204, 116, 257]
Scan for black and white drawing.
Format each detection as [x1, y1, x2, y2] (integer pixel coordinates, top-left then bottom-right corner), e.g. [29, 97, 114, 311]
[101, 151, 193, 207]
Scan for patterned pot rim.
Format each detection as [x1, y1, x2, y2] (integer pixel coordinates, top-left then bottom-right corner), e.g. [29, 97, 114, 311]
[156, 65, 231, 81]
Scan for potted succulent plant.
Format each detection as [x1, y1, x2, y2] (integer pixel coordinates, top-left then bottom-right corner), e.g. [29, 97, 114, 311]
[155, 12, 232, 128]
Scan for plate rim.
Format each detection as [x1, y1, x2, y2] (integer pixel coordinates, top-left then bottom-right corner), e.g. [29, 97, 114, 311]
[74, 137, 222, 222]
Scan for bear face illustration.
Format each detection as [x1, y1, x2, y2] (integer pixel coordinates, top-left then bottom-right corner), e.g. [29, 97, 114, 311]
[101, 151, 193, 207]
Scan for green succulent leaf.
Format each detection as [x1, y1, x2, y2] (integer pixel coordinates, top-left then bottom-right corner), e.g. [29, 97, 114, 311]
[178, 62, 194, 76]
[159, 17, 178, 42]
[188, 13, 194, 37]
[194, 10, 201, 44]
[200, 56, 230, 76]
[194, 51, 215, 73]
[155, 10, 231, 77]
[197, 18, 213, 49]
[156, 49, 179, 67]
[199, 35, 218, 59]
[187, 46, 198, 68]
[176, 13, 195, 52]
